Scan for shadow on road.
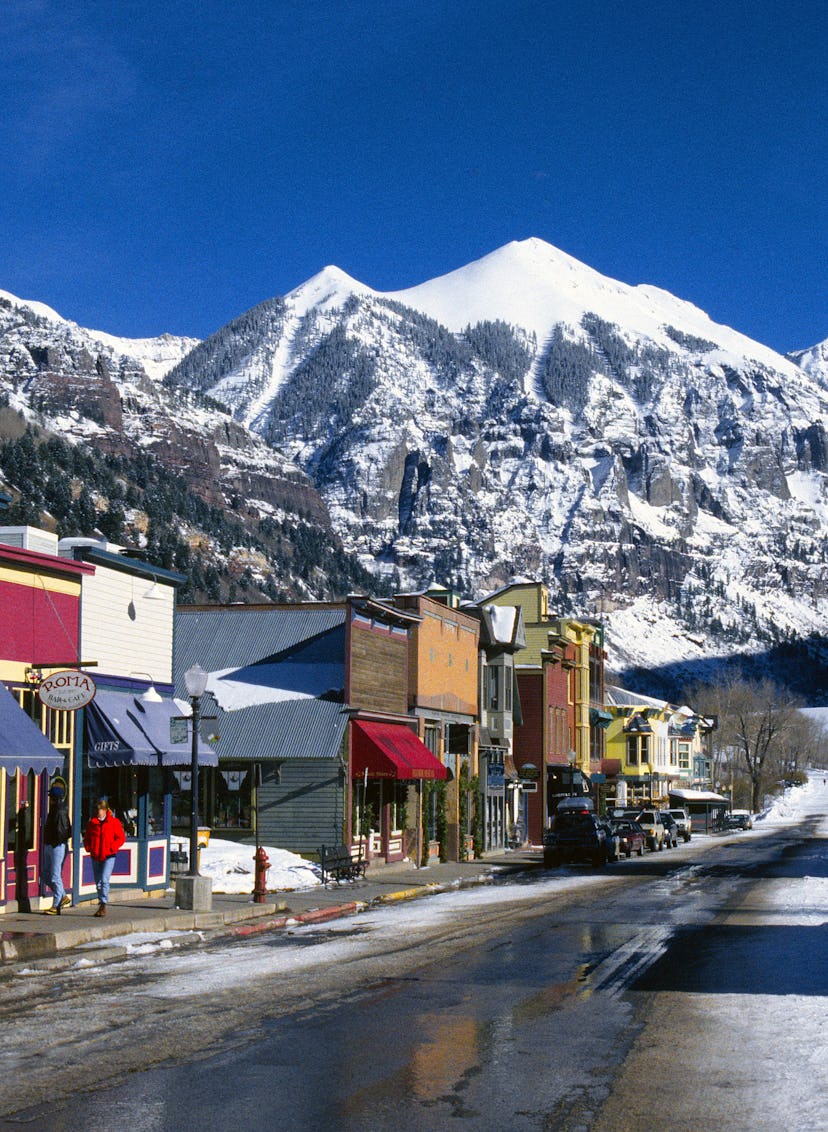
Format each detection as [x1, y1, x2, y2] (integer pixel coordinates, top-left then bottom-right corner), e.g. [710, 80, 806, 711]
[633, 922, 828, 996]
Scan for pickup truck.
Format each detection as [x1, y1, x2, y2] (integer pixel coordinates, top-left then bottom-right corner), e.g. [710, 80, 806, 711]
[543, 801, 608, 868]
[667, 808, 692, 842]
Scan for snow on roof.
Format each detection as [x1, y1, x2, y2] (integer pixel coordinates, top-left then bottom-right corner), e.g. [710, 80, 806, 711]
[604, 683, 671, 710]
[206, 662, 345, 711]
[478, 577, 538, 603]
[486, 604, 517, 644]
[669, 788, 728, 802]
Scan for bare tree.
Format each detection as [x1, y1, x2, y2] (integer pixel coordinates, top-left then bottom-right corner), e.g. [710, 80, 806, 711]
[689, 677, 801, 812]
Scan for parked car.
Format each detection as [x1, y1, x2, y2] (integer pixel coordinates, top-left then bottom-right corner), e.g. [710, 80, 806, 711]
[660, 811, 679, 848]
[610, 818, 646, 858]
[543, 800, 608, 868]
[723, 810, 753, 830]
[667, 808, 692, 842]
[634, 809, 666, 851]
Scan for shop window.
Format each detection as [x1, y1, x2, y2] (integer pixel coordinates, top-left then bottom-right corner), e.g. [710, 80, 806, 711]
[213, 766, 253, 829]
[171, 766, 253, 831]
[84, 765, 145, 835]
[4, 771, 17, 855]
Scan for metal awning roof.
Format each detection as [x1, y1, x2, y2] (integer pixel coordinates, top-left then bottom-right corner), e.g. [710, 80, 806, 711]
[205, 697, 349, 761]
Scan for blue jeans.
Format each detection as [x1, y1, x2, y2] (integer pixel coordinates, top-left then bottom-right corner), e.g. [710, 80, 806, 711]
[43, 842, 67, 907]
[91, 855, 117, 905]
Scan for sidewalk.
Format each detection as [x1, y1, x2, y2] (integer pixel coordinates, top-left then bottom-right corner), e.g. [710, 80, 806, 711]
[1, 851, 539, 968]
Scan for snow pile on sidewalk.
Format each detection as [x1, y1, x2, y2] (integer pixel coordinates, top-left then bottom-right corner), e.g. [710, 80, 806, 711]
[195, 838, 322, 893]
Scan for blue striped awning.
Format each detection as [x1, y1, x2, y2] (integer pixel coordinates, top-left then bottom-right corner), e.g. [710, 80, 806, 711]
[0, 683, 65, 775]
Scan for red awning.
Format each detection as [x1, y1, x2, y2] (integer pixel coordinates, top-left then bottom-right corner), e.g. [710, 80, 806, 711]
[351, 720, 448, 780]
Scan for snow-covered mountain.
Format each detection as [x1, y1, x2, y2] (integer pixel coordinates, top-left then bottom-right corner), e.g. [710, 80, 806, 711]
[790, 335, 828, 391]
[161, 238, 828, 685]
[0, 287, 372, 603]
[2, 241, 827, 689]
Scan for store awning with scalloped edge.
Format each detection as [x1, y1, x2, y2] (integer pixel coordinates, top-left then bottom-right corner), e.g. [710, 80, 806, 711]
[86, 690, 218, 768]
[0, 683, 65, 775]
[351, 720, 448, 780]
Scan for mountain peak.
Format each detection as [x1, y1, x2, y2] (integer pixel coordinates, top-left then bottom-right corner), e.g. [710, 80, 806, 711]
[287, 264, 373, 316]
[0, 287, 67, 326]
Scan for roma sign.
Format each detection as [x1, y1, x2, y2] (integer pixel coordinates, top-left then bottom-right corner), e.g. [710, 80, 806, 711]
[38, 670, 97, 711]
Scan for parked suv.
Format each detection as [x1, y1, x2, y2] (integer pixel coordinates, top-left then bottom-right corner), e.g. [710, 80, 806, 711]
[543, 799, 608, 868]
[667, 808, 692, 842]
[634, 809, 665, 851]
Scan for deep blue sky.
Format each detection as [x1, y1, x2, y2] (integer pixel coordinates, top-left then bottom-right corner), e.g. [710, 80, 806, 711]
[1, 1, 825, 352]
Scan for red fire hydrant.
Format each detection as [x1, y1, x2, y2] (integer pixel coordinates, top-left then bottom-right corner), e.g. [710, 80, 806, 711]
[253, 845, 270, 903]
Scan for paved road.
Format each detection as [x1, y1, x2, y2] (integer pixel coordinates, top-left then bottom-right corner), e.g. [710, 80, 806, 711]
[1, 804, 825, 1132]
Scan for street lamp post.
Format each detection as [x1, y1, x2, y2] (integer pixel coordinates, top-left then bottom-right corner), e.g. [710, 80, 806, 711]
[184, 663, 208, 877]
[175, 663, 212, 912]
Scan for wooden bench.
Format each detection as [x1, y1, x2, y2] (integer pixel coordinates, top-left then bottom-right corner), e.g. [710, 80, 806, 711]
[319, 844, 366, 885]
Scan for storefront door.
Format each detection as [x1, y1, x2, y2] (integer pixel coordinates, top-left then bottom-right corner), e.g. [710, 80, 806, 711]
[3, 770, 39, 911]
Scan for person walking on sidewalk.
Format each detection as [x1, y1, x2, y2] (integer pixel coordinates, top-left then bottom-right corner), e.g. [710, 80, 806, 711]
[83, 798, 125, 916]
[42, 783, 72, 915]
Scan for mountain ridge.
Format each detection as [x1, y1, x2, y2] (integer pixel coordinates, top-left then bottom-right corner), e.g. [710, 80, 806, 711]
[2, 241, 827, 691]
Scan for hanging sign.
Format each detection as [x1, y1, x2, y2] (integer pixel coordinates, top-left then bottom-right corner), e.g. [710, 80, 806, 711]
[38, 670, 97, 711]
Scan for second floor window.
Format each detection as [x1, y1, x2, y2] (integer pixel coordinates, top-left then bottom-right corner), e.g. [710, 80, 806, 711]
[487, 665, 501, 711]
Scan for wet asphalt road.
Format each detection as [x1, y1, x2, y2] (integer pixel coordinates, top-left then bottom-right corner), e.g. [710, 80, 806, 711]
[1, 814, 825, 1132]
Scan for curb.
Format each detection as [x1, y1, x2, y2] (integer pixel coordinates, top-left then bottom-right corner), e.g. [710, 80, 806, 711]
[373, 883, 444, 904]
[228, 901, 368, 937]
[1, 901, 284, 965]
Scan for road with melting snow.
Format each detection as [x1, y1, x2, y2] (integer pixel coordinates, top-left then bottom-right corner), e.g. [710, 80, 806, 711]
[0, 788, 825, 1132]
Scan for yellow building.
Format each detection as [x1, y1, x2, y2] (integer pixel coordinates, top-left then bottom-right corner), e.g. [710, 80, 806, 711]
[484, 582, 603, 774]
[604, 684, 699, 806]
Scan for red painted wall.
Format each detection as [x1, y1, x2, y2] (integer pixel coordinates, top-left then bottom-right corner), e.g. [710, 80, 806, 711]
[545, 650, 577, 767]
[514, 670, 543, 843]
[0, 579, 81, 663]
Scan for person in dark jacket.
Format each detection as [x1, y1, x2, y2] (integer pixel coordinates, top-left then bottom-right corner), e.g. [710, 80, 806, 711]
[42, 783, 72, 915]
[83, 798, 126, 916]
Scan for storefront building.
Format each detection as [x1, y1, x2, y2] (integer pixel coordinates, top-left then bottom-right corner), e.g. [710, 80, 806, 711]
[604, 685, 703, 807]
[0, 528, 90, 911]
[59, 537, 216, 895]
[469, 601, 525, 851]
[175, 603, 350, 854]
[483, 582, 605, 835]
[175, 599, 447, 865]
[392, 590, 479, 862]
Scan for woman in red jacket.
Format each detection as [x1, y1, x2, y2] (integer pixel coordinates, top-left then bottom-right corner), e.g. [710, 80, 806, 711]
[83, 798, 126, 916]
